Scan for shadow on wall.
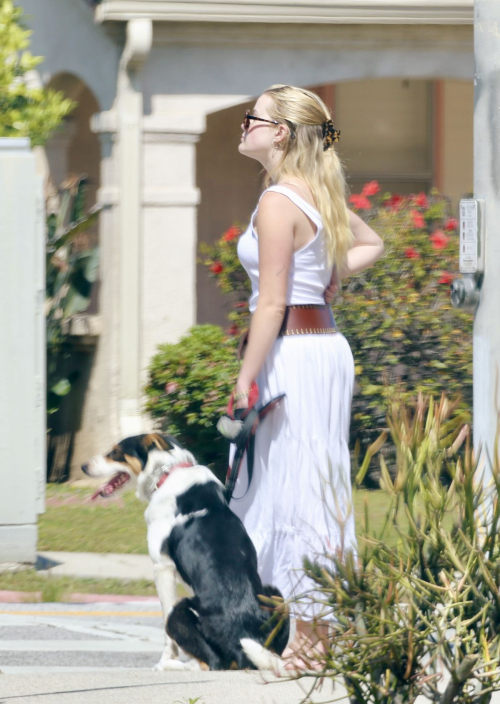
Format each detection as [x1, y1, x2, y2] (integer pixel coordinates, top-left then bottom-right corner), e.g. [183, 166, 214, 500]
[47, 347, 96, 482]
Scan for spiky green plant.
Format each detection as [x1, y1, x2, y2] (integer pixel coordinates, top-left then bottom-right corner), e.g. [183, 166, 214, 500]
[290, 393, 500, 704]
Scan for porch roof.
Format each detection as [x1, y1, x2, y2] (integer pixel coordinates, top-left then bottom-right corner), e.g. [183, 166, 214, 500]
[95, 0, 473, 25]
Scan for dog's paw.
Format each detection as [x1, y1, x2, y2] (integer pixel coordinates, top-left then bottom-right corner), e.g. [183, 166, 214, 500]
[153, 656, 186, 671]
[153, 655, 201, 672]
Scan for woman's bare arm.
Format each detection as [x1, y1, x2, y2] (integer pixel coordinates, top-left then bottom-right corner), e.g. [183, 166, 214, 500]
[341, 209, 384, 277]
[235, 192, 296, 405]
[324, 210, 384, 302]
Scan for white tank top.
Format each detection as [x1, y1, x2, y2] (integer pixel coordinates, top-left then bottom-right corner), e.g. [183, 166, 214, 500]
[237, 185, 333, 314]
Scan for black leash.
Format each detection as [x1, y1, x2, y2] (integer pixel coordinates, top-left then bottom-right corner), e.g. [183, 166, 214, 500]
[224, 394, 285, 504]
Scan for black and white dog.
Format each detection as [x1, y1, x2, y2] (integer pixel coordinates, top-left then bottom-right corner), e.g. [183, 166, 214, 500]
[81, 433, 289, 671]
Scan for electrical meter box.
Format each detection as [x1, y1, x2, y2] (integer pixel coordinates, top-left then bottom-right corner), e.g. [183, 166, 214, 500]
[459, 198, 485, 275]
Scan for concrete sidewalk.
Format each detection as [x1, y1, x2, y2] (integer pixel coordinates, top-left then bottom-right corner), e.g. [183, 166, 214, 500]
[0, 669, 348, 703]
[36, 551, 155, 582]
[0, 601, 347, 703]
[2, 555, 500, 703]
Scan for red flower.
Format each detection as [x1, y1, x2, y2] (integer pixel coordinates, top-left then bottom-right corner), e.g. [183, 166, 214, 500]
[361, 180, 380, 197]
[429, 230, 451, 250]
[165, 382, 178, 394]
[348, 194, 371, 210]
[404, 247, 420, 260]
[411, 210, 425, 229]
[222, 225, 241, 242]
[438, 272, 454, 285]
[413, 192, 429, 208]
[210, 261, 224, 274]
[234, 301, 248, 308]
[227, 325, 239, 336]
[444, 218, 459, 232]
[385, 194, 404, 212]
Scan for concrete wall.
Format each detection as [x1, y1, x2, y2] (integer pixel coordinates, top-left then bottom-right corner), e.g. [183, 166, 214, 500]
[0, 140, 44, 562]
[143, 23, 472, 102]
[336, 78, 432, 193]
[441, 80, 474, 204]
[22, 0, 119, 111]
[196, 100, 263, 327]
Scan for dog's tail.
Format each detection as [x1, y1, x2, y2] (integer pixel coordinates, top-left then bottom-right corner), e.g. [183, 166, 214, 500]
[240, 638, 286, 673]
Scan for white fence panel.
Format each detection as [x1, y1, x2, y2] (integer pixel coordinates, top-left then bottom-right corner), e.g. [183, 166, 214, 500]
[0, 138, 45, 563]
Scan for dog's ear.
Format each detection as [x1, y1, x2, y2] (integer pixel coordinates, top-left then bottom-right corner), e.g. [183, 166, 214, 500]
[142, 433, 170, 452]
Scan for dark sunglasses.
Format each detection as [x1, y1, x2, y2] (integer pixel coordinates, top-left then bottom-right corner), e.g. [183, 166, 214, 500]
[243, 110, 296, 139]
[243, 110, 279, 130]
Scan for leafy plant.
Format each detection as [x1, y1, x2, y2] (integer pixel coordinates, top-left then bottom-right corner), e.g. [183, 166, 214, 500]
[46, 175, 101, 415]
[0, 0, 75, 145]
[144, 325, 240, 480]
[293, 393, 500, 704]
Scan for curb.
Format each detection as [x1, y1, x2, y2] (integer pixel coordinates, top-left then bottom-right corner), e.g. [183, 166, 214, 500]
[0, 590, 160, 604]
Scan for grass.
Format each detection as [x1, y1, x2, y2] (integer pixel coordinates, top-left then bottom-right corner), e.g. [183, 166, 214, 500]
[0, 570, 158, 600]
[0, 484, 453, 599]
[39, 484, 450, 554]
[38, 484, 148, 554]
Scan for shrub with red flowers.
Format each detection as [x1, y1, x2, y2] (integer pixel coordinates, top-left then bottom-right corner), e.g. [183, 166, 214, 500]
[336, 185, 471, 480]
[199, 223, 251, 337]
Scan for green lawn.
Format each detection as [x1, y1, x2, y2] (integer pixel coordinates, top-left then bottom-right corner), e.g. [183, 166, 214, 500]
[38, 484, 432, 554]
[0, 571, 158, 601]
[38, 484, 414, 554]
[38, 484, 149, 554]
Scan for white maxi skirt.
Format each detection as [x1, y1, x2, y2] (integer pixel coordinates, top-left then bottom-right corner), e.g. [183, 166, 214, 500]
[229, 331, 357, 622]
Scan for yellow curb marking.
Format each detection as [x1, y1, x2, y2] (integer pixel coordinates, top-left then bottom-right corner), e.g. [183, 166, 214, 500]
[0, 610, 162, 617]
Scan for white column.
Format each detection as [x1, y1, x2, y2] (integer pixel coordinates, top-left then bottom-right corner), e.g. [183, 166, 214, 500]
[0, 138, 45, 563]
[92, 19, 153, 439]
[118, 19, 152, 436]
[473, 0, 500, 485]
[140, 95, 249, 376]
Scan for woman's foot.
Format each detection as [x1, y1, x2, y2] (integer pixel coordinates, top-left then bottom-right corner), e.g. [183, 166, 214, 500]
[282, 629, 327, 672]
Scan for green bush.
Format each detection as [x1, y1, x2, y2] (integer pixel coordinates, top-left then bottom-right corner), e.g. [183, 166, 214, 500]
[144, 325, 240, 480]
[339, 186, 472, 475]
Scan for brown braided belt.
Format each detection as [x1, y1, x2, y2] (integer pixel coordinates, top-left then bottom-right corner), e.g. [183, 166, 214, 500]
[237, 304, 337, 361]
[278, 304, 337, 336]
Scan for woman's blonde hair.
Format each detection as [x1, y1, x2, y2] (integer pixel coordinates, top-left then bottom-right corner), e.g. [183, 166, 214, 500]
[263, 84, 353, 271]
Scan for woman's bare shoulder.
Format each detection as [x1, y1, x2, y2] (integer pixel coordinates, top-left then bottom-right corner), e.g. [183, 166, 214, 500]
[257, 190, 298, 222]
[275, 180, 317, 210]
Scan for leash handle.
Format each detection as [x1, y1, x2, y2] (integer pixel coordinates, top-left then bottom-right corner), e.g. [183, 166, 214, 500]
[224, 394, 286, 504]
[224, 407, 259, 503]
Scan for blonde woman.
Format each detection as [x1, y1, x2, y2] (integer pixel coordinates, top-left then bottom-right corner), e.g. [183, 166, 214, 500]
[229, 85, 384, 669]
